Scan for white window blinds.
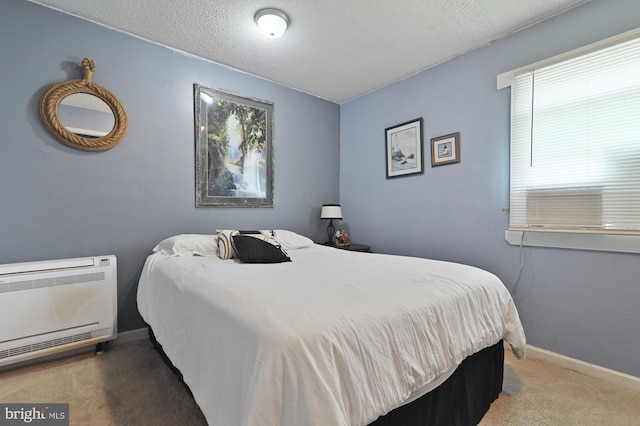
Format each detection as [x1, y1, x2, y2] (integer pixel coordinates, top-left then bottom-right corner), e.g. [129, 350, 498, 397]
[509, 34, 640, 234]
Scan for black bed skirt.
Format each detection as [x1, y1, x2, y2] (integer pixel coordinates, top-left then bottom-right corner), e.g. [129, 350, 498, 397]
[369, 340, 504, 426]
[147, 326, 503, 426]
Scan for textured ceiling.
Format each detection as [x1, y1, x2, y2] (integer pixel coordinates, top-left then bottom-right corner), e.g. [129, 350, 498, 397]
[28, 0, 589, 104]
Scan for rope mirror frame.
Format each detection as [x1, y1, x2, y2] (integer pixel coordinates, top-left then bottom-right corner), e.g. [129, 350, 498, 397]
[40, 58, 128, 152]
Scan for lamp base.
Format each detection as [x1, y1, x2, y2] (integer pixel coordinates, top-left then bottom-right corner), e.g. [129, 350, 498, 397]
[326, 219, 336, 245]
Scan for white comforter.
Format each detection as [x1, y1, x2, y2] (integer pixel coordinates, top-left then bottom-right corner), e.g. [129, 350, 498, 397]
[137, 244, 525, 426]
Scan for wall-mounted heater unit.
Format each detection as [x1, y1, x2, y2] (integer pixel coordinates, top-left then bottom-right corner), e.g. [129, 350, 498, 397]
[0, 255, 117, 367]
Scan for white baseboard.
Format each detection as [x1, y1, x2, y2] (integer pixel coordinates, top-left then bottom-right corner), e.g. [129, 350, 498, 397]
[522, 344, 640, 392]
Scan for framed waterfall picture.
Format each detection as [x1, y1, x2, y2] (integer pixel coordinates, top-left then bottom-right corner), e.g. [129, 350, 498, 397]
[385, 118, 424, 178]
[194, 83, 274, 207]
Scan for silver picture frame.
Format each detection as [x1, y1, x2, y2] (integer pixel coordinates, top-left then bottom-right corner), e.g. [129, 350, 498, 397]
[194, 83, 274, 207]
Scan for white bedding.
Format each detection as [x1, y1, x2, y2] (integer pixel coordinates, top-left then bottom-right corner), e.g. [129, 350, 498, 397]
[137, 243, 526, 426]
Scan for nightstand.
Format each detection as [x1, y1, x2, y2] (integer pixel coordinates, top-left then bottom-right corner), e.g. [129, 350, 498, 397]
[334, 243, 370, 253]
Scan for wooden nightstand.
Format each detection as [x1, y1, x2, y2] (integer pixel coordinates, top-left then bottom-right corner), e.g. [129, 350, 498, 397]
[334, 243, 370, 253]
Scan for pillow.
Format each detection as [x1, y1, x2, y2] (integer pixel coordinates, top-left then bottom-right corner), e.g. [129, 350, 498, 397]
[273, 230, 315, 250]
[216, 230, 274, 260]
[232, 234, 291, 264]
[153, 234, 218, 257]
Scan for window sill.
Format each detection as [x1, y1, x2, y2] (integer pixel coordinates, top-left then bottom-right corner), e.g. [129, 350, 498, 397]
[505, 230, 640, 254]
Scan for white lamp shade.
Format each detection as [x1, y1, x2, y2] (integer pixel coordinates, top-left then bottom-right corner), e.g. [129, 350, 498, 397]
[321, 204, 342, 220]
[255, 9, 289, 38]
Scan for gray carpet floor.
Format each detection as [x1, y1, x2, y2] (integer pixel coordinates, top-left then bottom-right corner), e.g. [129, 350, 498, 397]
[1, 339, 638, 425]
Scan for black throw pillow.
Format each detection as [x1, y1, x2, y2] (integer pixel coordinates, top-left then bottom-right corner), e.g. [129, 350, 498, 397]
[232, 235, 291, 264]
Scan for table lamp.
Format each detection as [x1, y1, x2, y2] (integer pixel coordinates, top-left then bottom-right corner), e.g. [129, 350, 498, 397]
[320, 204, 342, 245]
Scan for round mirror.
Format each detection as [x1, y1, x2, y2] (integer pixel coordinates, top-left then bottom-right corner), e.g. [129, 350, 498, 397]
[58, 93, 115, 138]
[40, 58, 128, 151]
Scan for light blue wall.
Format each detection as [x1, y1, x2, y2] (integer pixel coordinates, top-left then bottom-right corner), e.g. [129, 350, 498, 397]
[3, 0, 638, 377]
[0, 0, 340, 332]
[341, 0, 640, 377]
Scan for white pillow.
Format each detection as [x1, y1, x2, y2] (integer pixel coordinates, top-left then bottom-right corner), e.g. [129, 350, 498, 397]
[153, 234, 218, 257]
[273, 230, 315, 250]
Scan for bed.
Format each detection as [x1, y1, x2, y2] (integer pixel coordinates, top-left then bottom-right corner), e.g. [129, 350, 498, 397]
[137, 230, 526, 426]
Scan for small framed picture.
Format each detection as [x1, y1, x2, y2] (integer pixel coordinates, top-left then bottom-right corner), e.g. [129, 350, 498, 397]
[431, 132, 460, 166]
[385, 118, 424, 179]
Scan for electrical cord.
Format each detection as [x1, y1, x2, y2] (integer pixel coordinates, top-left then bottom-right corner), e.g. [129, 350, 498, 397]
[511, 231, 525, 297]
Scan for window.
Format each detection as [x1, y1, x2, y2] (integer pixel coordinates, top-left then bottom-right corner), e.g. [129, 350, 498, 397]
[501, 29, 640, 236]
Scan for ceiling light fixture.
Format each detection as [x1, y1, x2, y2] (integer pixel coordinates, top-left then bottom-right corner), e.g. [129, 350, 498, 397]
[254, 8, 289, 38]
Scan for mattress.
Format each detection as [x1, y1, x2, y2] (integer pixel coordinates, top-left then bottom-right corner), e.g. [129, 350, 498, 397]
[137, 242, 525, 426]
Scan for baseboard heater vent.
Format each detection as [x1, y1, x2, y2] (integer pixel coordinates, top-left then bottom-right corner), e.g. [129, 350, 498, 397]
[0, 256, 117, 367]
[0, 330, 102, 360]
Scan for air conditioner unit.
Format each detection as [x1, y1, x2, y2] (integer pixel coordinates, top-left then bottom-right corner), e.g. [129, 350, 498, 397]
[0, 255, 117, 367]
[526, 187, 603, 228]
